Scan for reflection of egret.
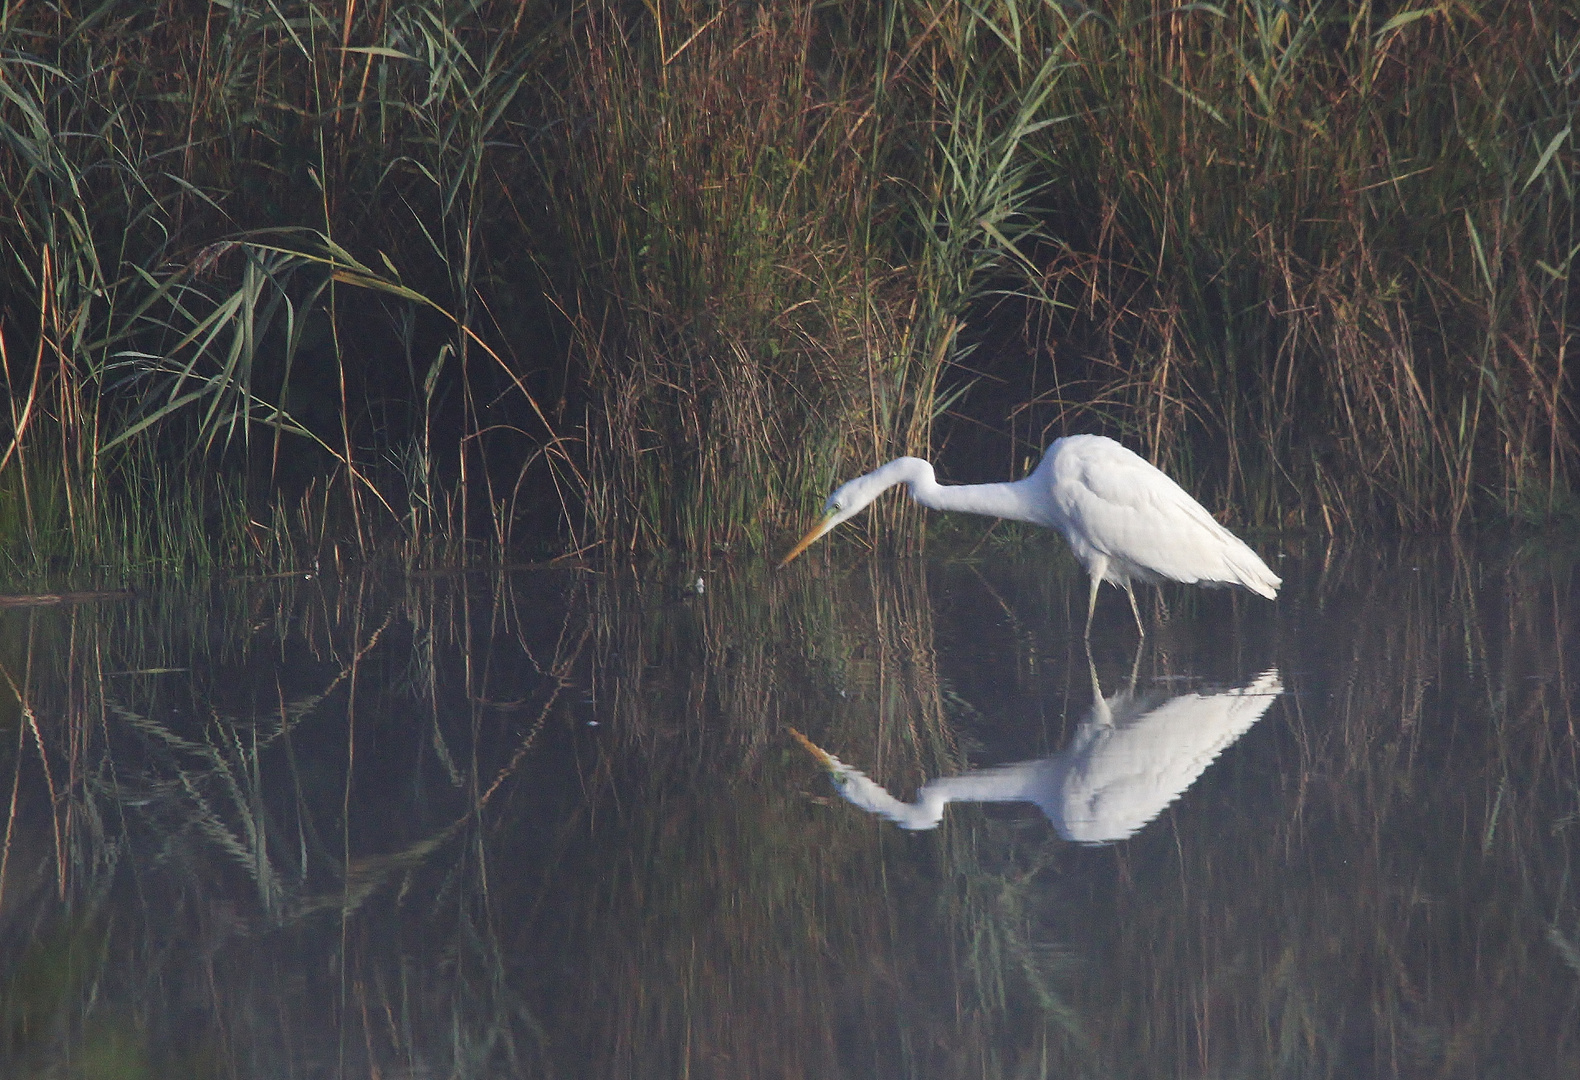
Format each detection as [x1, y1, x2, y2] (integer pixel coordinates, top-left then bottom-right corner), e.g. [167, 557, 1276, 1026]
[779, 434, 1280, 635]
[791, 664, 1282, 843]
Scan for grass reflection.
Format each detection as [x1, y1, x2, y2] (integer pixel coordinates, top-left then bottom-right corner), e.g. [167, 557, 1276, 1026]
[574, 556, 1087, 1076]
[0, 543, 1573, 1077]
[0, 571, 585, 1076]
[1021, 539, 1580, 1078]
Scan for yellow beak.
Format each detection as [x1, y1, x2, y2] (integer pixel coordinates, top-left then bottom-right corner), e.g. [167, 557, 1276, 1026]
[786, 727, 837, 771]
[777, 512, 835, 567]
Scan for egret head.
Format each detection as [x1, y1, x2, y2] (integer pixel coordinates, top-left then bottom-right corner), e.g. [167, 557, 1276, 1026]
[778, 474, 881, 567]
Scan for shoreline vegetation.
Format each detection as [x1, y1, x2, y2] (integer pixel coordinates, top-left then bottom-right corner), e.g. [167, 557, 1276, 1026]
[1, 1, 1575, 580]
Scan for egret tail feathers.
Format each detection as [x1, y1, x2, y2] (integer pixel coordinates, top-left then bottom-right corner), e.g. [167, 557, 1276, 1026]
[1225, 545, 1281, 599]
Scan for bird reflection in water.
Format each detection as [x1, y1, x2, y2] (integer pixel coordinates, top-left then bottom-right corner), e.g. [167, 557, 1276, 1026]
[791, 663, 1282, 843]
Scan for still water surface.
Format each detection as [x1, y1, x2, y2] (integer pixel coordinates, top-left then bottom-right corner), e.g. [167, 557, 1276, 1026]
[0, 537, 1576, 1078]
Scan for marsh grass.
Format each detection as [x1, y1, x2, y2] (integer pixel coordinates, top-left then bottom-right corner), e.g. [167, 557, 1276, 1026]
[542, 6, 909, 554]
[0, 2, 572, 577]
[1022, 1, 1579, 531]
[1, 1, 1577, 570]
[538, 0, 1078, 556]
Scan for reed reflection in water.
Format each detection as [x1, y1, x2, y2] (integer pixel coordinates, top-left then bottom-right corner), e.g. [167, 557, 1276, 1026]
[0, 538, 1573, 1078]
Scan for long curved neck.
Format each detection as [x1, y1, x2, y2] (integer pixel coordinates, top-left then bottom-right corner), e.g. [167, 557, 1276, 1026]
[876, 457, 1044, 525]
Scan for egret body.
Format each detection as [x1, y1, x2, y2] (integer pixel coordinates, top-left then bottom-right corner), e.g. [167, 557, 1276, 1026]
[779, 434, 1280, 635]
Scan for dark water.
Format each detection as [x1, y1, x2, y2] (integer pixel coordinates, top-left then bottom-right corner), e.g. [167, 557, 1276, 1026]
[0, 537, 1576, 1078]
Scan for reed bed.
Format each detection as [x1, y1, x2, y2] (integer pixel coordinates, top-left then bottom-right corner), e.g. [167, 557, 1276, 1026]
[0, 1, 1575, 570]
[1027, 1, 1580, 532]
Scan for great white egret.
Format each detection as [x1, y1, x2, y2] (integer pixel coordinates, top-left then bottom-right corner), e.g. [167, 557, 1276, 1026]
[790, 664, 1282, 842]
[779, 434, 1280, 635]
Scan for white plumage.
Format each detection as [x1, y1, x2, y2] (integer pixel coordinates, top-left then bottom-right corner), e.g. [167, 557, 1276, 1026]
[791, 668, 1282, 843]
[780, 434, 1280, 635]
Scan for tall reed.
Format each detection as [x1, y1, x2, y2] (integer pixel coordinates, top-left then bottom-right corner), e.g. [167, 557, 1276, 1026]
[0, 2, 569, 575]
[1, 1, 1576, 572]
[533, 0, 1061, 556]
[1022, 0, 1578, 530]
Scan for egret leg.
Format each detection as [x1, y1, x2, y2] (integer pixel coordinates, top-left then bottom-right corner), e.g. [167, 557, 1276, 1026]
[1084, 572, 1102, 639]
[1122, 580, 1146, 638]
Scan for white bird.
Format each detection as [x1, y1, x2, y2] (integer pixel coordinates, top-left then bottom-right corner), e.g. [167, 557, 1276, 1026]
[790, 666, 1282, 842]
[779, 434, 1281, 636]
